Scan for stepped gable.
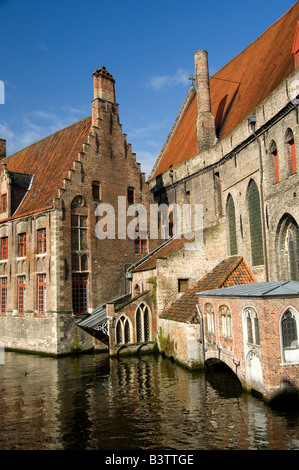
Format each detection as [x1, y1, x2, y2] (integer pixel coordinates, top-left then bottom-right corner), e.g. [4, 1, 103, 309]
[3, 116, 92, 217]
[151, 2, 299, 179]
[159, 256, 256, 323]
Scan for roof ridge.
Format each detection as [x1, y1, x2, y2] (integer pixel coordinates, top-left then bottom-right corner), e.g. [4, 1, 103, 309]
[5, 115, 91, 159]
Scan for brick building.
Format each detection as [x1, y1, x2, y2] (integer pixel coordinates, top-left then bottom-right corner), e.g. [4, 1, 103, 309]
[0, 66, 159, 355]
[95, 3, 299, 401]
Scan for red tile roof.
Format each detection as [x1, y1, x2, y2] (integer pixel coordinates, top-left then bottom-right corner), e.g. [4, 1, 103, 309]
[3, 116, 92, 217]
[131, 234, 196, 273]
[151, 2, 299, 179]
[159, 256, 256, 323]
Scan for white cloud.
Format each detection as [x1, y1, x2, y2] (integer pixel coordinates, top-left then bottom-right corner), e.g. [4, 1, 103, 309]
[1, 105, 88, 155]
[148, 68, 189, 91]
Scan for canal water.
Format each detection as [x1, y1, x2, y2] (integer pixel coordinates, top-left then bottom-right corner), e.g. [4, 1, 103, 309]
[0, 351, 298, 451]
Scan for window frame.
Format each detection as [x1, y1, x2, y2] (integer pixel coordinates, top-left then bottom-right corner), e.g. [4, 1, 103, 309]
[37, 273, 46, 315]
[0, 277, 7, 314]
[37, 228, 46, 254]
[0, 237, 8, 260]
[18, 233, 26, 258]
[17, 275, 26, 315]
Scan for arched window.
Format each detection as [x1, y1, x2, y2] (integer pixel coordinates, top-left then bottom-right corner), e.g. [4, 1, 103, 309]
[205, 303, 215, 334]
[219, 305, 232, 339]
[227, 194, 237, 255]
[115, 315, 132, 345]
[280, 308, 299, 363]
[247, 179, 264, 266]
[285, 128, 296, 176]
[269, 140, 279, 183]
[244, 307, 260, 345]
[135, 303, 151, 342]
[276, 214, 299, 281]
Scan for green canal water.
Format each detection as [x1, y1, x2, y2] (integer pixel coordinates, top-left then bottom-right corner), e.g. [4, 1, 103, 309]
[0, 351, 298, 451]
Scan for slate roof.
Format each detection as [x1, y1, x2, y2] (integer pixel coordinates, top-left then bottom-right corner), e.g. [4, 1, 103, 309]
[150, 2, 299, 179]
[2, 116, 92, 218]
[197, 280, 299, 298]
[159, 256, 256, 323]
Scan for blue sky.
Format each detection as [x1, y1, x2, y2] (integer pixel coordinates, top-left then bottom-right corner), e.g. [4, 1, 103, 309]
[0, 0, 296, 177]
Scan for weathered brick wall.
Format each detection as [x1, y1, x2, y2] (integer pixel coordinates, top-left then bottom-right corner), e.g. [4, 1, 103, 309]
[197, 295, 299, 401]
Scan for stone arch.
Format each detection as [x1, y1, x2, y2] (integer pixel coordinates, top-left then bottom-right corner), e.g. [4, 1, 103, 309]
[245, 349, 264, 394]
[247, 179, 264, 266]
[226, 193, 237, 255]
[135, 302, 152, 343]
[276, 213, 299, 281]
[280, 306, 299, 363]
[115, 315, 132, 345]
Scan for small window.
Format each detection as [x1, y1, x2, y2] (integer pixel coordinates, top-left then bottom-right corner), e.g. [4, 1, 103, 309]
[92, 182, 101, 200]
[127, 187, 134, 205]
[1, 194, 7, 212]
[178, 279, 188, 293]
[135, 234, 148, 254]
[18, 233, 26, 257]
[0, 237, 8, 260]
[37, 228, 46, 254]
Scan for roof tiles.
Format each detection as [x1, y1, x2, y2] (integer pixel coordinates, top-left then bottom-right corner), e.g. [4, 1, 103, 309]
[151, 2, 299, 178]
[3, 116, 92, 217]
[159, 256, 256, 323]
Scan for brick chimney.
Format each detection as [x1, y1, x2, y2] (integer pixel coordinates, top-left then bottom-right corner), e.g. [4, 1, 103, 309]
[0, 139, 6, 161]
[93, 66, 115, 102]
[194, 50, 216, 153]
[92, 66, 116, 126]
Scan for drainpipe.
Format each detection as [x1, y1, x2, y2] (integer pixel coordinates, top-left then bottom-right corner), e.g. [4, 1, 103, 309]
[196, 305, 205, 363]
[248, 115, 269, 282]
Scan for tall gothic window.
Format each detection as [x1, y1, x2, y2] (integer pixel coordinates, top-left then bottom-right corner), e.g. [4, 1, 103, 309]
[71, 196, 89, 314]
[247, 179, 264, 266]
[281, 308, 299, 363]
[244, 307, 260, 346]
[136, 303, 151, 342]
[276, 214, 299, 281]
[116, 315, 132, 344]
[227, 194, 237, 255]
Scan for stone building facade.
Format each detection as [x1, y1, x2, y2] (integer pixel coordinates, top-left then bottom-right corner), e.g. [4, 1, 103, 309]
[148, 3, 299, 285]
[0, 67, 159, 355]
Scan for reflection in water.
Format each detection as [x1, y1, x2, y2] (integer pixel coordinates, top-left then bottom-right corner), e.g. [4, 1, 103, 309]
[0, 351, 298, 450]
